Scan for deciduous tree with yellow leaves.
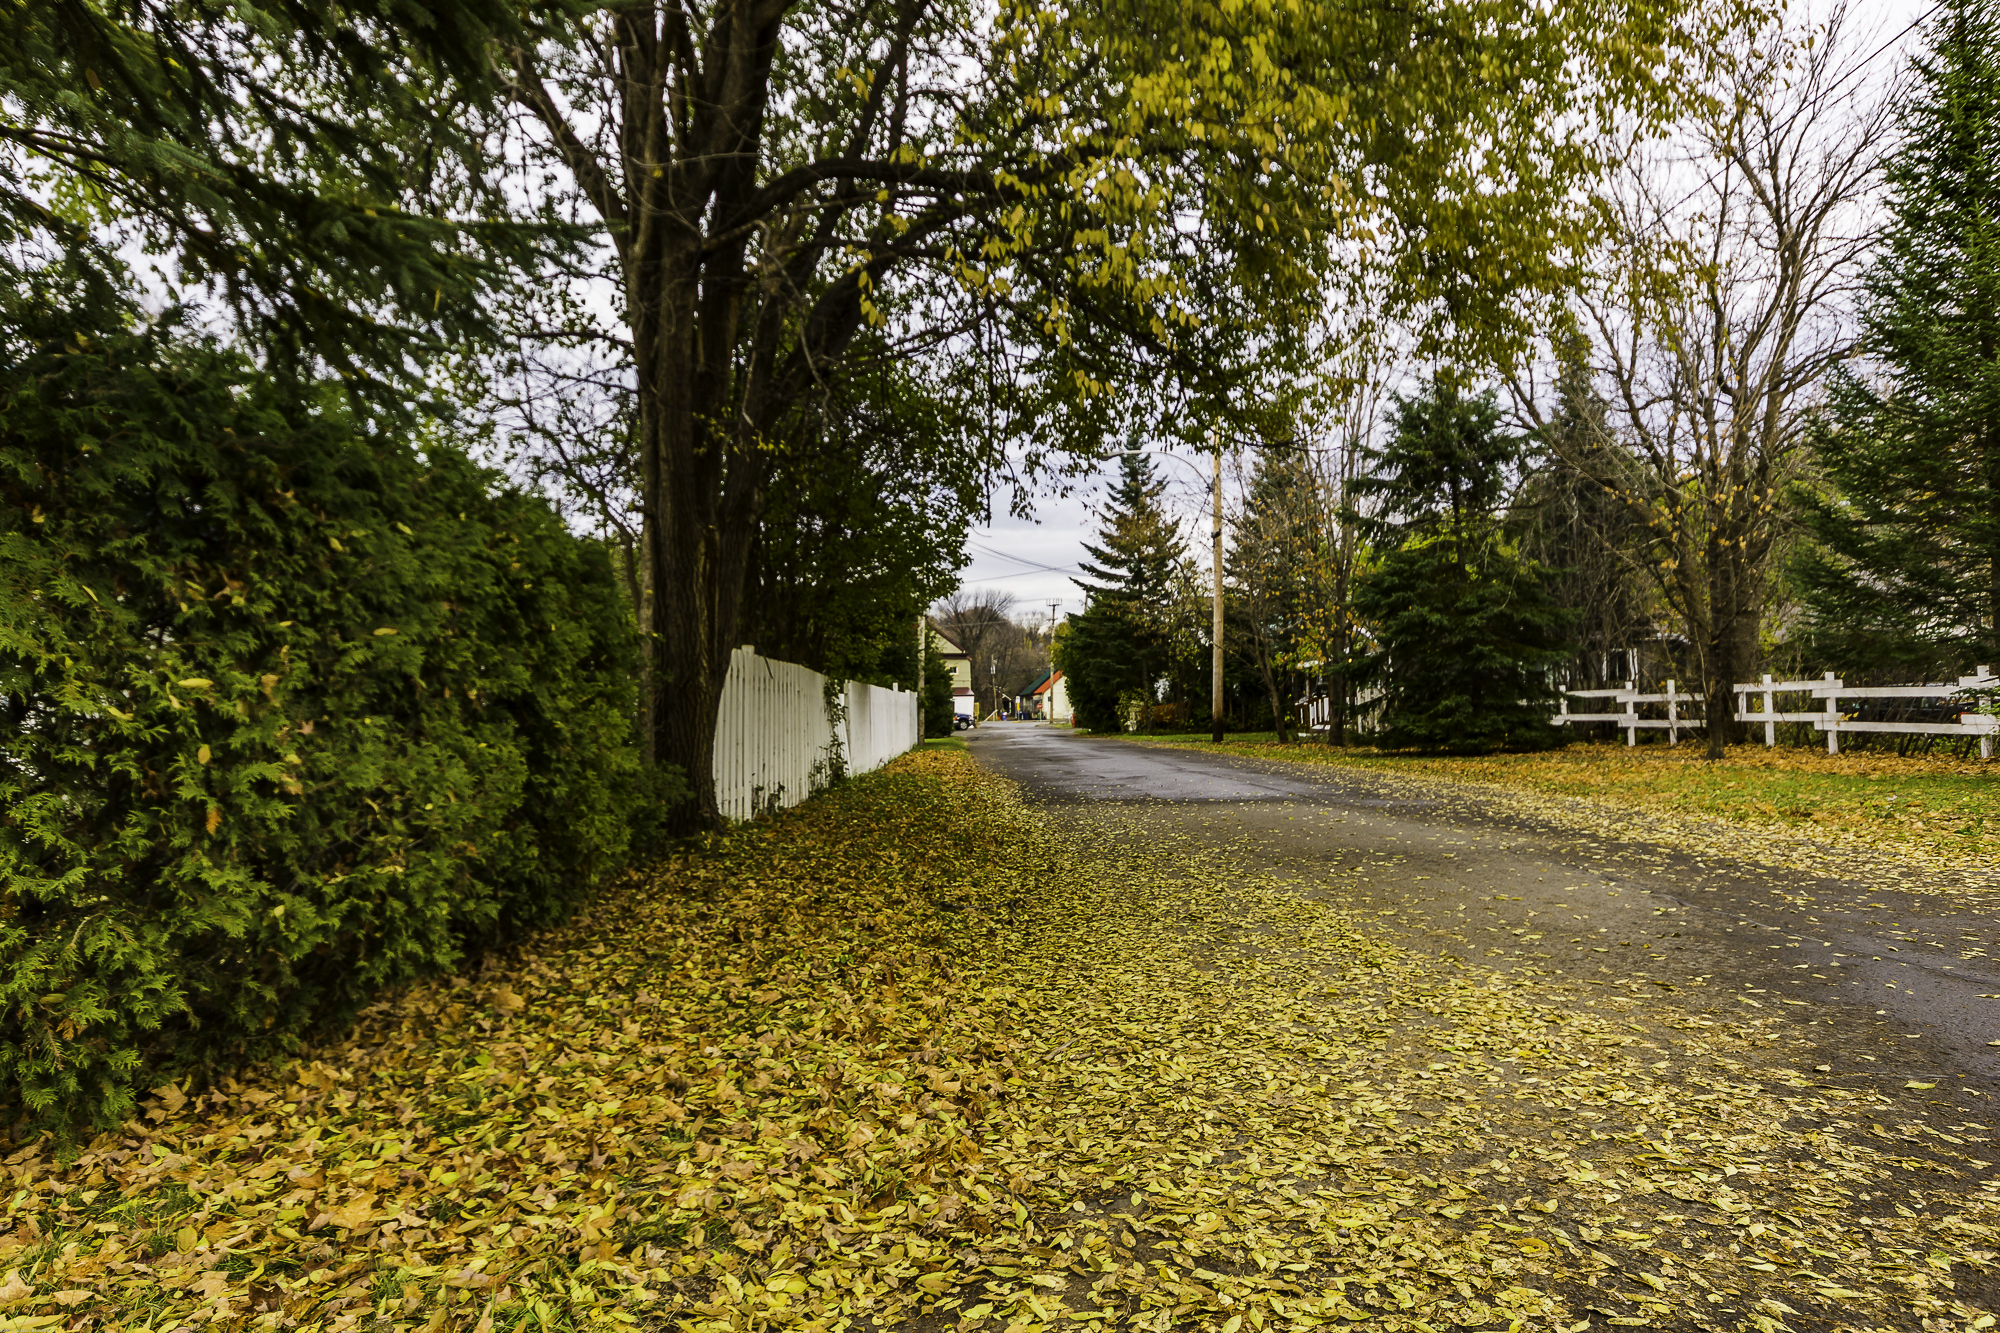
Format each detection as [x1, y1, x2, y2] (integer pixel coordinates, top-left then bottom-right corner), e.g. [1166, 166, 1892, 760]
[492, 0, 1724, 828]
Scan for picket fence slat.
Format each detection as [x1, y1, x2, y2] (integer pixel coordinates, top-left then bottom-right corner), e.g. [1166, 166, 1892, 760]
[709, 647, 920, 821]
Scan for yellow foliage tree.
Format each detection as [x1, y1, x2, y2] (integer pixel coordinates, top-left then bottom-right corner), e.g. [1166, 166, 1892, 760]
[495, 0, 1729, 826]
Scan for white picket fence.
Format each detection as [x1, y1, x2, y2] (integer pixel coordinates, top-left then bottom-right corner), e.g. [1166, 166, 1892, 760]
[711, 647, 920, 821]
[1556, 667, 2000, 757]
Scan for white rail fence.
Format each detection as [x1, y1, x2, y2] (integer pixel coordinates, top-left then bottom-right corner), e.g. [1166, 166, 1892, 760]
[711, 647, 920, 821]
[1557, 668, 2000, 757]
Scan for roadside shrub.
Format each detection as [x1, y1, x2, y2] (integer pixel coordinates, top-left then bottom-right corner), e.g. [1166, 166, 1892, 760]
[0, 293, 640, 1139]
[921, 644, 956, 737]
[1354, 540, 1572, 753]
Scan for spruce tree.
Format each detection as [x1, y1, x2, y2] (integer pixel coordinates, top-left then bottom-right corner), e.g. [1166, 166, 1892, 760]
[1058, 455, 1184, 731]
[1794, 0, 2000, 674]
[1351, 381, 1573, 752]
[1227, 448, 1321, 741]
[1517, 354, 1655, 686]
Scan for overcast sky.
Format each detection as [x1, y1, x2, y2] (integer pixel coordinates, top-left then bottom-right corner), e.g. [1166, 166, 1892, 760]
[948, 0, 1941, 629]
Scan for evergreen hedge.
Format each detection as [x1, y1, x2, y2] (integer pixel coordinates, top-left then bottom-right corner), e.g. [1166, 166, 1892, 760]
[0, 299, 641, 1138]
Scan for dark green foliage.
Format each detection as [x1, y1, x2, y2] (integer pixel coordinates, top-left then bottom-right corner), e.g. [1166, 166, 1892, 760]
[1517, 357, 1655, 686]
[1055, 609, 1129, 732]
[0, 0, 543, 386]
[921, 645, 956, 738]
[740, 349, 980, 688]
[1353, 544, 1575, 752]
[0, 283, 639, 1139]
[1793, 0, 2000, 676]
[1059, 456, 1183, 731]
[1353, 381, 1573, 752]
[1227, 448, 1321, 742]
[1350, 383, 1516, 555]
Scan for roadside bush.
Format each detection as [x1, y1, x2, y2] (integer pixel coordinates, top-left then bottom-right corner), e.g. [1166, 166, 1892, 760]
[0, 289, 640, 1139]
[1354, 540, 1572, 753]
[922, 644, 956, 737]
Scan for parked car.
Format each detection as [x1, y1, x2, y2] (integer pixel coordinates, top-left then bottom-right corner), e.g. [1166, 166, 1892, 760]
[953, 714, 973, 731]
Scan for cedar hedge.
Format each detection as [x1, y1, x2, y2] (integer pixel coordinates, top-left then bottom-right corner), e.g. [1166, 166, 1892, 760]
[0, 294, 641, 1140]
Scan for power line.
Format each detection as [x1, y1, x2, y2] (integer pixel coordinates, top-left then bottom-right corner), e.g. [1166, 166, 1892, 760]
[967, 541, 1088, 576]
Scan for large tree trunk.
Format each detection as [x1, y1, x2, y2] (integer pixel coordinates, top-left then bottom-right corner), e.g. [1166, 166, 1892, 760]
[641, 371, 725, 832]
[634, 519, 656, 768]
[1329, 666, 1346, 746]
[635, 254, 752, 834]
[1701, 546, 1761, 759]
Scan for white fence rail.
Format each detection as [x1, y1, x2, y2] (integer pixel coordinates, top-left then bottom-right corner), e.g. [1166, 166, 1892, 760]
[711, 647, 920, 821]
[1556, 668, 2000, 757]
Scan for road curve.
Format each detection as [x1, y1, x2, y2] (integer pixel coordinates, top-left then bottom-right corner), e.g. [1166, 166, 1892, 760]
[964, 723, 2000, 1099]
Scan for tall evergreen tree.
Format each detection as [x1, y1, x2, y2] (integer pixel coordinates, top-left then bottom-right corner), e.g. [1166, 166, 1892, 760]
[1794, 0, 2000, 675]
[1518, 355, 1656, 686]
[1352, 381, 1574, 752]
[1228, 448, 1322, 742]
[1058, 456, 1184, 731]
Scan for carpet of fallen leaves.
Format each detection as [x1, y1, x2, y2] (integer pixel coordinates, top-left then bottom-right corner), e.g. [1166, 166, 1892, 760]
[1129, 738, 2000, 907]
[5, 749, 1999, 1331]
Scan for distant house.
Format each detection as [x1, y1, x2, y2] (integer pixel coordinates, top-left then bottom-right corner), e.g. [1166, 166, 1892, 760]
[1031, 669, 1071, 725]
[928, 622, 978, 719]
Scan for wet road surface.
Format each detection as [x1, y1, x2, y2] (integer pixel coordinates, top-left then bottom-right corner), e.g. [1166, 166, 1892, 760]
[965, 723, 2000, 1103]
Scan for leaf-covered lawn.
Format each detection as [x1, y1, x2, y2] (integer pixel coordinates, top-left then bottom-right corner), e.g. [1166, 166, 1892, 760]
[1129, 736, 2000, 895]
[6, 749, 1997, 1331]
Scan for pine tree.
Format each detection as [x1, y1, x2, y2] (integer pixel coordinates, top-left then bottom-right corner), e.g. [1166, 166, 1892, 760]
[1794, 0, 2000, 674]
[1059, 455, 1184, 730]
[1351, 380, 1574, 752]
[1227, 448, 1321, 742]
[1517, 354, 1655, 686]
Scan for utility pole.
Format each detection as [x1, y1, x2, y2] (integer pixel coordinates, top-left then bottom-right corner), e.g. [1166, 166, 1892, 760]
[1212, 437, 1225, 744]
[1113, 433, 1285, 746]
[1045, 599, 1060, 720]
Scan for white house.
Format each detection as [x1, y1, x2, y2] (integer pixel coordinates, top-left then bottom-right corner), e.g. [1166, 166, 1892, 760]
[1032, 669, 1072, 725]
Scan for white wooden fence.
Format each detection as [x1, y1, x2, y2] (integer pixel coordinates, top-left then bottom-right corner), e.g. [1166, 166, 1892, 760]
[1556, 668, 2000, 757]
[711, 646, 921, 821]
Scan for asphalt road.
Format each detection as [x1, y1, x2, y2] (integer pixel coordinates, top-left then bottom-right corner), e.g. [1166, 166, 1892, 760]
[964, 723, 2000, 1101]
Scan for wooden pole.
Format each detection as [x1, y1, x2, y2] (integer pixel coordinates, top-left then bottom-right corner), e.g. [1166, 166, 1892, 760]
[1212, 440, 1225, 745]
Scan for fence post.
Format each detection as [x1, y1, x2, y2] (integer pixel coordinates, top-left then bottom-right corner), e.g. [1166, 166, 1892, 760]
[1824, 671, 1839, 756]
[1666, 678, 1678, 747]
[1624, 681, 1637, 747]
[1761, 673, 1775, 747]
[1982, 667, 1995, 762]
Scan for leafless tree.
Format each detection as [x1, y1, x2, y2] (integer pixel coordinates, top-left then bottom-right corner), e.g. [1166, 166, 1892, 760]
[1511, 7, 1893, 757]
[932, 591, 1029, 714]
[1306, 335, 1398, 745]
